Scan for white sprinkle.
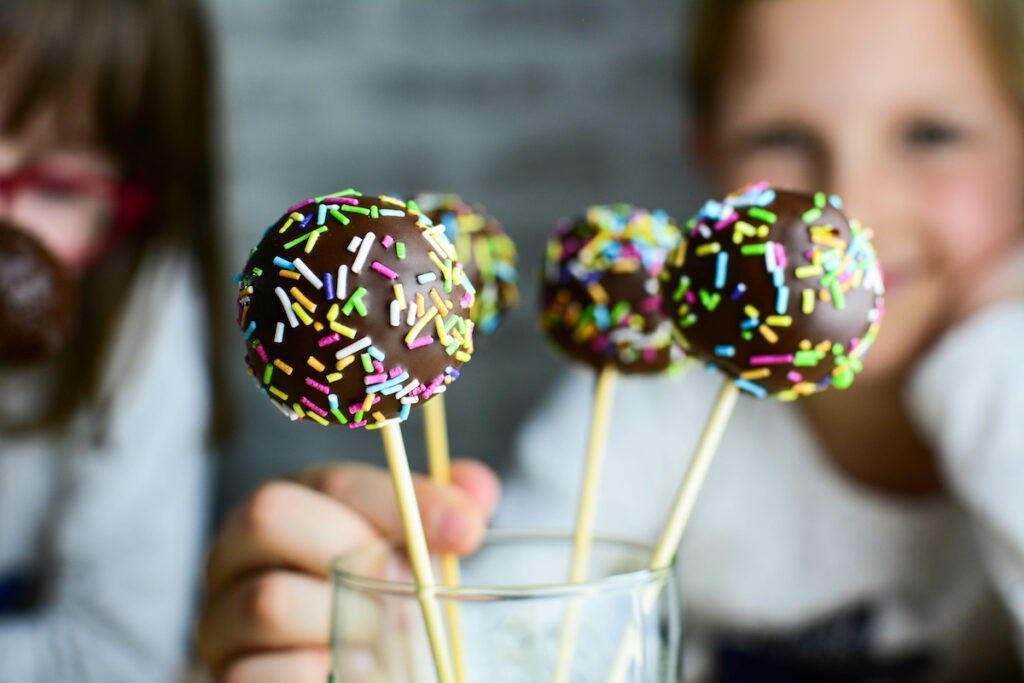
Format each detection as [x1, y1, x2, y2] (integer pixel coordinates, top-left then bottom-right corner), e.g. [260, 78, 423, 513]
[379, 209, 405, 217]
[270, 399, 300, 421]
[292, 258, 324, 289]
[406, 305, 417, 325]
[374, 417, 402, 426]
[396, 379, 421, 399]
[417, 272, 437, 284]
[275, 287, 299, 328]
[337, 265, 348, 299]
[400, 396, 419, 405]
[347, 236, 362, 253]
[389, 299, 400, 327]
[351, 231, 376, 274]
[335, 336, 372, 359]
[644, 278, 659, 295]
[765, 240, 777, 271]
[274, 322, 284, 343]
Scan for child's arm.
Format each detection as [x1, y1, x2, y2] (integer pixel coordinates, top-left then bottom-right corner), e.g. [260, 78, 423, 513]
[906, 301, 1024, 657]
[0, 258, 209, 682]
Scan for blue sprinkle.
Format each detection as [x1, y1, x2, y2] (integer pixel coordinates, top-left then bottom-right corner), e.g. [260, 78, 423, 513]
[232, 273, 242, 283]
[273, 256, 296, 270]
[776, 286, 789, 314]
[328, 394, 339, 410]
[243, 321, 256, 340]
[317, 204, 328, 226]
[417, 272, 438, 284]
[741, 318, 759, 330]
[324, 273, 334, 301]
[731, 282, 747, 300]
[828, 194, 843, 209]
[772, 269, 785, 287]
[715, 252, 729, 289]
[715, 345, 736, 357]
[367, 346, 385, 361]
[735, 378, 767, 398]
[399, 403, 411, 421]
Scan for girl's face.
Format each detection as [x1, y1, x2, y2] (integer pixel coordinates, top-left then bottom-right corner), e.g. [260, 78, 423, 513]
[0, 132, 119, 272]
[703, 0, 1024, 380]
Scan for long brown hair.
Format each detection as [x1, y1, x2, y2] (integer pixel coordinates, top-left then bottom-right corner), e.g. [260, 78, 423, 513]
[0, 0, 228, 440]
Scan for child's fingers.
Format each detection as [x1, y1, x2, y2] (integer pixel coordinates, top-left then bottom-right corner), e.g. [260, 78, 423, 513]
[450, 458, 502, 517]
[205, 481, 378, 596]
[296, 462, 490, 556]
[198, 571, 331, 677]
[219, 648, 329, 683]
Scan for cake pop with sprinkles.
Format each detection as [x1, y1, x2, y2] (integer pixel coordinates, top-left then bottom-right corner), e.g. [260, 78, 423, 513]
[0, 220, 76, 366]
[663, 182, 885, 400]
[235, 190, 476, 429]
[411, 192, 518, 335]
[540, 204, 686, 374]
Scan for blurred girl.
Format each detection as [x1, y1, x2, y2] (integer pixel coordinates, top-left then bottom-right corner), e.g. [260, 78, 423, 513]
[197, 0, 1024, 681]
[0, 1, 224, 680]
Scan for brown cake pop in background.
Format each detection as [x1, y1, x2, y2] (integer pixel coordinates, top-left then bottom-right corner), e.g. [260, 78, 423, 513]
[0, 220, 76, 365]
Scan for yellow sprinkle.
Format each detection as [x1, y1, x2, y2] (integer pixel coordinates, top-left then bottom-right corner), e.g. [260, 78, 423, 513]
[815, 340, 833, 352]
[393, 284, 406, 310]
[292, 403, 306, 418]
[291, 287, 316, 313]
[380, 195, 405, 207]
[307, 356, 325, 372]
[268, 386, 288, 400]
[313, 322, 323, 331]
[280, 269, 301, 280]
[290, 211, 305, 222]
[766, 315, 792, 327]
[795, 265, 824, 279]
[672, 240, 688, 267]
[278, 218, 294, 233]
[435, 315, 450, 345]
[273, 359, 293, 374]
[428, 251, 451, 279]
[744, 305, 760, 319]
[799, 339, 812, 350]
[308, 412, 329, 426]
[329, 321, 356, 338]
[454, 351, 471, 362]
[326, 372, 343, 382]
[416, 293, 425, 317]
[802, 289, 815, 314]
[757, 225, 770, 238]
[362, 394, 375, 412]
[405, 306, 439, 344]
[372, 411, 387, 423]
[327, 303, 340, 321]
[811, 234, 847, 250]
[740, 368, 771, 380]
[759, 324, 778, 343]
[291, 303, 313, 325]
[450, 328, 465, 344]
[304, 230, 320, 254]
[695, 242, 721, 256]
[337, 356, 355, 371]
[587, 282, 609, 305]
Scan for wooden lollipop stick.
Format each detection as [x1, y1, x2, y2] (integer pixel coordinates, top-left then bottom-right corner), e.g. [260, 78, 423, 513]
[552, 365, 619, 683]
[380, 422, 456, 683]
[603, 379, 740, 683]
[423, 395, 468, 683]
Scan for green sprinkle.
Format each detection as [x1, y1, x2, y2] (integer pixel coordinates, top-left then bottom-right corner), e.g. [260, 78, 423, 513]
[741, 330, 753, 341]
[445, 340, 460, 355]
[329, 209, 350, 225]
[830, 281, 846, 310]
[814, 192, 826, 209]
[361, 353, 374, 372]
[740, 244, 767, 256]
[794, 350, 824, 366]
[672, 276, 690, 302]
[263, 364, 273, 384]
[252, 267, 263, 276]
[832, 343, 844, 355]
[370, 205, 379, 219]
[802, 208, 822, 223]
[396, 242, 406, 258]
[748, 207, 777, 223]
[283, 232, 315, 250]
[341, 205, 370, 215]
[680, 313, 697, 327]
[406, 199, 421, 214]
[353, 410, 364, 422]
[699, 289, 721, 311]
[330, 408, 348, 425]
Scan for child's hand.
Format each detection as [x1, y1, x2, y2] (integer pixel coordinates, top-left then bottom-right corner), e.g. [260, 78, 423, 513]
[196, 459, 500, 683]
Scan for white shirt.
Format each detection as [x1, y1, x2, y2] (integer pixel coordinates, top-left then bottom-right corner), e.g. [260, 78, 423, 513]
[499, 302, 1024, 681]
[0, 253, 210, 683]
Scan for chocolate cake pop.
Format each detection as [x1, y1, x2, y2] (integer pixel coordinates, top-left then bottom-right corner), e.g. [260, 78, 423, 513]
[663, 182, 885, 399]
[539, 204, 685, 374]
[411, 192, 518, 335]
[236, 191, 475, 428]
[0, 220, 76, 365]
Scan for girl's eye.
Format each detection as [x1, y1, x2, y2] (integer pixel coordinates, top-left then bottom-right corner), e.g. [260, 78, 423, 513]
[903, 120, 961, 148]
[743, 125, 811, 152]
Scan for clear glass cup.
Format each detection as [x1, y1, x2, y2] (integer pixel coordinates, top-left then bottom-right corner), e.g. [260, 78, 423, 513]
[329, 529, 681, 683]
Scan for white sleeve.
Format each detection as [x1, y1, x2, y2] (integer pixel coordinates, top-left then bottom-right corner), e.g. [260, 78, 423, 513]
[0, 259, 211, 683]
[905, 302, 1024, 658]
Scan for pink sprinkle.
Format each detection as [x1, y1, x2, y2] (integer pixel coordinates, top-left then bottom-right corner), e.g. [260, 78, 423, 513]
[348, 421, 367, 429]
[364, 373, 387, 384]
[381, 234, 394, 248]
[421, 376, 445, 401]
[304, 377, 330, 394]
[318, 333, 341, 347]
[388, 366, 403, 379]
[750, 354, 795, 365]
[838, 272, 853, 283]
[300, 396, 328, 416]
[349, 395, 380, 414]
[236, 301, 243, 325]
[372, 360, 384, 373]
[371, 261, 398, 280]
[255, 344, 268, 363]
[590, 334, 609, 353]
[638, 295, 663, 314]
[787, 371, 803, 383]
[408, 336, 434, 349]
[287, 198, 315, 213]
[642, 348, 657, 363]
[685, 290, 696, 304]
[774, 243, 787, 271]
[714, 208, 738, 230]
[323, 197, 358, 205]
[850, 337, 860, 351]
[461, 292, 473, 308]
[410, 385, 424, 396]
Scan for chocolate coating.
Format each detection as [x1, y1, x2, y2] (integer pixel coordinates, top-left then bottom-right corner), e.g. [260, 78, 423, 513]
[236, 191, 475, 428]
[663, 183, 885, 399]
[539, 204, 686, 374]
[0, 220, 76, 365]
[412, 192, 518, 336]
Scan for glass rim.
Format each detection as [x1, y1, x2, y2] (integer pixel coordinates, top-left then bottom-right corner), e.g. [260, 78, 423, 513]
[329, 528, 676, 600]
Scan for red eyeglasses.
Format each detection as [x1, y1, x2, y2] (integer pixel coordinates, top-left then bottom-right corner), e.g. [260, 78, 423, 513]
[0, 163, 153, 267]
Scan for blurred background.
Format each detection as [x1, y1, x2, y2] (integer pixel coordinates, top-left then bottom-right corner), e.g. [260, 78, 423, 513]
[211, 1, 707, 520]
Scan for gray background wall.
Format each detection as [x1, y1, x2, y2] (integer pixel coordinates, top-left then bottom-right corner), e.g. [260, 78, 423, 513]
[211, 1, 708, 519]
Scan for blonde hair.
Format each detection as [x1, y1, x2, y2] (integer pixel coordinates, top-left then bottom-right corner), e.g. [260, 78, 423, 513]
[684, 0, 1024, 119]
